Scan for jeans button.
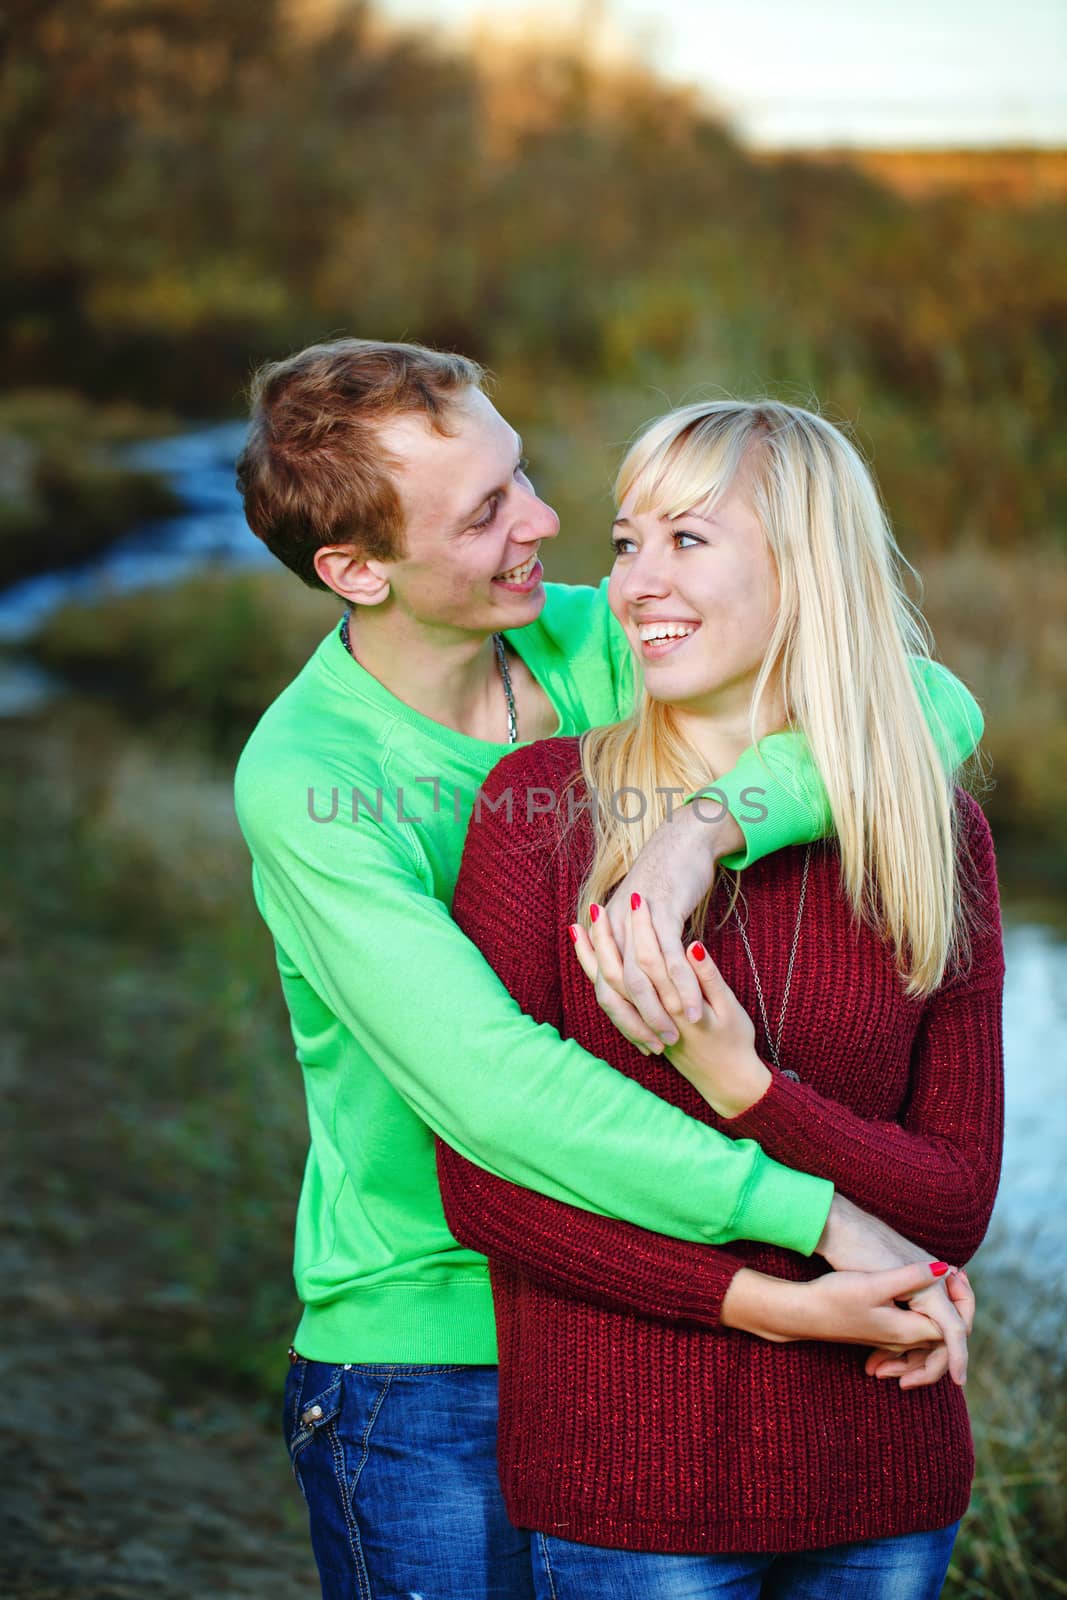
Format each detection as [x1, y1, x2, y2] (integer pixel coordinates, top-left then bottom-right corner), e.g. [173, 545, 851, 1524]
[301, 1404, 324, 1426]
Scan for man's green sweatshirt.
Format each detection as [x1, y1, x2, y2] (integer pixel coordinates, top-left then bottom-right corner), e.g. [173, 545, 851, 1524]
[234, 580, 981, 1362]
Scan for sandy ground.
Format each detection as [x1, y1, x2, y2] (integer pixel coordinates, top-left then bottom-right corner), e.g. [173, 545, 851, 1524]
[0, 1236, 319, 1599]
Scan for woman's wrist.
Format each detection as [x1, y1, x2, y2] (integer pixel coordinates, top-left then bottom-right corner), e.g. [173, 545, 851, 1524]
[720, 1268, 804, 1342]
[670, 1043, 771, 1119]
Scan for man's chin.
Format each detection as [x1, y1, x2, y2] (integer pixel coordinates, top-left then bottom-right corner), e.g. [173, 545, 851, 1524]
[490, 577, 547, 629]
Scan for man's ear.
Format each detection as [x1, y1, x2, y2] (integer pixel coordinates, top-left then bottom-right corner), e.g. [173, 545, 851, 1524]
[314, 546, 392, 607]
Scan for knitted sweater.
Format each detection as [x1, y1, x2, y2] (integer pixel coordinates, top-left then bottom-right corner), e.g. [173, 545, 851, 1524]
[438, 735, 1005, 1553]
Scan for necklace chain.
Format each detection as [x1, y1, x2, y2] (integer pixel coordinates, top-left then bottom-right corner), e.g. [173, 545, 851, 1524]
[338, 613, 518, 745]
[732, 845, 812, 1078]
[492, 633, 519, 744]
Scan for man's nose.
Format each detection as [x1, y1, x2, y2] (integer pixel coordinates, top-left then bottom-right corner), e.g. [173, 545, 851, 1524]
[517, 484, 560, 542]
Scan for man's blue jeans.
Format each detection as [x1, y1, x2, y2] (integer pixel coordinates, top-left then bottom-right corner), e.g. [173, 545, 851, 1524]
[283, 1356, 534, 1600]
[532, 1523, 961, 1599]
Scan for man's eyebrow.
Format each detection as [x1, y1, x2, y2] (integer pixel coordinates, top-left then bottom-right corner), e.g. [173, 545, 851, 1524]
[454, 433, 525, 531]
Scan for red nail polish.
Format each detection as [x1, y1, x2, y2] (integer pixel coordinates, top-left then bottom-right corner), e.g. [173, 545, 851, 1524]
[691, 942, 706, 962]
[568, 925, 579, 943]
[631, 893, 641, 910]
[929, 1261, 950, 1276]
[590, 904, 600, 923]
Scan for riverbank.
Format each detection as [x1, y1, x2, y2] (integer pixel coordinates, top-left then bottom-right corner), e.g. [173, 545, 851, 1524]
[0, 392, 179, 589]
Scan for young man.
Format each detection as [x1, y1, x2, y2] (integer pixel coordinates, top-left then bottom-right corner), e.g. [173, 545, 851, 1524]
[234, 340, 980, 1600]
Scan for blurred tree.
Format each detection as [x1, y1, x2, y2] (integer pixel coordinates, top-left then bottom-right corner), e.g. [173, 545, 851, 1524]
[0, 0, 1063, 546]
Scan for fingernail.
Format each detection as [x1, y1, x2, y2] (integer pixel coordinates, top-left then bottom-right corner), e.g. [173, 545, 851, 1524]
[660, 1031, 678, 1047]
[686, 1006, 702, 1023]
[567, 925, 579, 943]
[929, 1261, 950, 1276]
[691, 942, 706, 962]
[630, 893, 641, 910]
[590, 904, 600, 922]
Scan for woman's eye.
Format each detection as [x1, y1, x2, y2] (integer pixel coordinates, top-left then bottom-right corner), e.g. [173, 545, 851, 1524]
[516, 456, 530, 478]
[674, 530, 703, 548]
[611, 536, 635, 557]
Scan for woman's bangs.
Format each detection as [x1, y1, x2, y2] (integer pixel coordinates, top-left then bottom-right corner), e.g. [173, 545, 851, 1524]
[619, 416, 748, 521]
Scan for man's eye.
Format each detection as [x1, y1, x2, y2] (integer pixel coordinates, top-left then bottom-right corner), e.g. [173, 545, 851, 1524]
[472, 495, 501, 531]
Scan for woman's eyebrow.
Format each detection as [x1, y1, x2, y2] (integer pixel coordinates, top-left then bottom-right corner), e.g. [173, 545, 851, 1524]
[612, 510, 708, 529]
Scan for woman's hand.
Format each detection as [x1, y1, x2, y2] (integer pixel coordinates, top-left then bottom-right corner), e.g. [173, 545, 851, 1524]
[816, 1194, 973, 1385]
[587, 801, 742, 1045]
[571, 895, 771, 1114]
[661, 930, 772, 1117]
[721, 1260, 953, 1382]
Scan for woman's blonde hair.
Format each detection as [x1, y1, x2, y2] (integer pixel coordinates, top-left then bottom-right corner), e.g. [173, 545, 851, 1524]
[578, 399, 966, 996]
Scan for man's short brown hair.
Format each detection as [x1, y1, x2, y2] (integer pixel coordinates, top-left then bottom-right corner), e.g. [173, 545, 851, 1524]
[236, 338, 487, 590]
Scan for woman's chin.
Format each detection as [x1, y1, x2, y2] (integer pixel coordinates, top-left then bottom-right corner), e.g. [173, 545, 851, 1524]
[640, 672, 713, 704]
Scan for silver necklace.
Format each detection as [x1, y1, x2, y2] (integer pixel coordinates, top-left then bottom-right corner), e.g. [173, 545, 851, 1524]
[339, 613, 518, 745]
[731, 845, 812, 1081]
[492, 633, 519, 744]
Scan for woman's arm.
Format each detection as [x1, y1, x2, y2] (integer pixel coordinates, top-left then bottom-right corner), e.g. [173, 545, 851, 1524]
[665, 794, 1005, 1264]
[436, 1135, 953, 1356]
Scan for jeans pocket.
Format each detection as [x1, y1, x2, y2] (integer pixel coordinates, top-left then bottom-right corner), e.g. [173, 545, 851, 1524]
[282, 1359, 344, 1468]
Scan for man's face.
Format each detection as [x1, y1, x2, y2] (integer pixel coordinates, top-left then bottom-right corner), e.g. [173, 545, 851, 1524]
[373, 388, 560, 634]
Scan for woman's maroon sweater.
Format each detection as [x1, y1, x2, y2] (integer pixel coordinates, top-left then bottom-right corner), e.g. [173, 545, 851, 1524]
[437, 736, 1004, 1553]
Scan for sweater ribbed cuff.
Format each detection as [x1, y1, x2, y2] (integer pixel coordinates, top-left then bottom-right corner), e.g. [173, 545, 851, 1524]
[727, 1146, 834, 1258]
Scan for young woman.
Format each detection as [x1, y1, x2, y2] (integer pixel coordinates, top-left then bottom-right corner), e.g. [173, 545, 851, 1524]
[437, 400, 1004, 1598]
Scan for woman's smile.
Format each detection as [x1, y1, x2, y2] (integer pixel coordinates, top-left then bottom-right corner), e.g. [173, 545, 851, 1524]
[634, 618, 703, 660]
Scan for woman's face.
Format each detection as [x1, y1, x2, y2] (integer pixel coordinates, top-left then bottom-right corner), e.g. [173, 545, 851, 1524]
[607, 467, 781, 720]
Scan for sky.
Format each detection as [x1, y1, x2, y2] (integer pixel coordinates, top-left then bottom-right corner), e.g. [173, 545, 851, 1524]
[379, 0, 1067, 148]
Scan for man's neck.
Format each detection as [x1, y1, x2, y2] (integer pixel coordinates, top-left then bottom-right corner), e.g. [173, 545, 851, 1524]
[345, 608, 508, 741]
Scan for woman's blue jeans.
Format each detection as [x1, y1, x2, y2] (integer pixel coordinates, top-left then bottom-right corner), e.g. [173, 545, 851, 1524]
[282, 1356, 534, 1600]
[532, 1523, 960, 1599]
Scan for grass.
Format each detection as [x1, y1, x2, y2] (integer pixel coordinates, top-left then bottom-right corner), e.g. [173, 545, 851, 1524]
[3, 705, 307, 1402]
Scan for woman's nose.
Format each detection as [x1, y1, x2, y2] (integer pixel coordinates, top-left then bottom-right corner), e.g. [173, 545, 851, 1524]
[618, 546, 671, 601]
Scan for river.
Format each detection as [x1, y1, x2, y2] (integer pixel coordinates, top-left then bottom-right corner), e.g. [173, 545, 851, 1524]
[1, 423, 1064, 1258]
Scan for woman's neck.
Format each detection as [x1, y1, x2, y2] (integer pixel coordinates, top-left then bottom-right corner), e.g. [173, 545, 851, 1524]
[670, 683, 788, 778]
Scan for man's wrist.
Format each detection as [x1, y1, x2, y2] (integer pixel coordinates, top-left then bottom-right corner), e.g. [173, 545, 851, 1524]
[678, 793, 744, 865]
[816, 1194, 911, 1272]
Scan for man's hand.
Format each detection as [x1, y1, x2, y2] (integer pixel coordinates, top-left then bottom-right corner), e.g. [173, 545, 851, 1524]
[817, 1194, 972, 1385]
[864, 1270, 975, 1390]
[572, 800, 743, 1050]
